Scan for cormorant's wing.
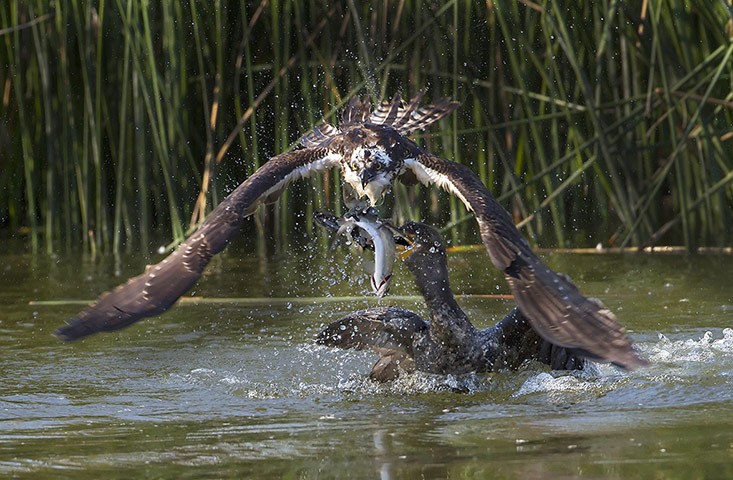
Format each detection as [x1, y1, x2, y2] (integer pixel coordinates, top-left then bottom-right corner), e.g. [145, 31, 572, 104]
[56, 148, 340, 341]
[317, 306, 428, 357]
[404, 154, 648, 370]
[318, 306, 427, 382]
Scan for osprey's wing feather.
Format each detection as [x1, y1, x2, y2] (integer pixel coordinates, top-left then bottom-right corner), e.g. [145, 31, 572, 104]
[341, 96, 372, 126]
[404, 154, 648, 370]
[369, 94, 403, 127]
[56, 148, 340, 341]
[300, 123, 341, 149]
[367, 92, 460, 136]
[488, 306, 586, 371]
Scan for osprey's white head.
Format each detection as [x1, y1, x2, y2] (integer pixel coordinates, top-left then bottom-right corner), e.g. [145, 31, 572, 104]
[343, 145, 401, 205]
[306, 93, 459, 208]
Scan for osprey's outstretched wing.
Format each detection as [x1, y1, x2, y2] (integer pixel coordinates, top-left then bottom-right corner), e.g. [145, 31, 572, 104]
[404, 154, 648, 370]
[56, 148, 340, 341]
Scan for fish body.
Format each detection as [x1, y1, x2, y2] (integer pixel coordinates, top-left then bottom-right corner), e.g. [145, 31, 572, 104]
[315, 209, 398, 298]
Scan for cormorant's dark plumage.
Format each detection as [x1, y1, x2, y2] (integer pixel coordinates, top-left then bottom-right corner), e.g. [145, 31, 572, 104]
[318, 223, 588, 382]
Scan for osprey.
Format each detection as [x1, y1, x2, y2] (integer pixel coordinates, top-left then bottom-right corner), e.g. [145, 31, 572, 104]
[56, 92, 647, 370]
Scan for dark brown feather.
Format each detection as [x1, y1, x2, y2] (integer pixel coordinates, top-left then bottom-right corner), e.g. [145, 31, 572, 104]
[367, 93, 460, 136]
[410, 154, 648, 370]
[56, 148, 334, 341]
[396, 98, 460, 135]
[369, 94, 403, 127]
[340, 96, 372, 126]
[389, 91, 425, 132]
[300, 123, 340, 149]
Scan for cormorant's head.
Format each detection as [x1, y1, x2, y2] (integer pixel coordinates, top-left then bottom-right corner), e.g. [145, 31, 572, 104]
[343, 145, 400, 206]
[396, 222, 451, 299]
[396, 222, 447, 269]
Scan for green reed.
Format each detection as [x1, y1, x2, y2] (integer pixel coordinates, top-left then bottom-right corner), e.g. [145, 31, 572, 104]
[1, 0, 731, 254]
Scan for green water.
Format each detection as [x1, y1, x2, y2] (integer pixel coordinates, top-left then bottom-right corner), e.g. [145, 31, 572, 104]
[2, 242, 733, 479]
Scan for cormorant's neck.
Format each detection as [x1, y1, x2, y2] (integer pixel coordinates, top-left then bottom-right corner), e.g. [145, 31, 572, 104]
[408, 256, 476, 340]
[412, 262, 458, 311]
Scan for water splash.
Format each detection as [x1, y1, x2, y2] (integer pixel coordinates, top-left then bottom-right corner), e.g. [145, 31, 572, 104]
[336, 371, 490, 395]
[166, 329, 733, 406]
[512, 370, 612, 400]
[511, 329, 733, 407]
[647, 328, 733, 364]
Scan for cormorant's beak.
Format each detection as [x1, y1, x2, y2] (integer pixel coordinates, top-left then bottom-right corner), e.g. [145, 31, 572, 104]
[394, 233, 416, 261]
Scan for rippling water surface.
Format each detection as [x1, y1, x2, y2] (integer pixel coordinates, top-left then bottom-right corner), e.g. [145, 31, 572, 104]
[2, 242, 732, 479]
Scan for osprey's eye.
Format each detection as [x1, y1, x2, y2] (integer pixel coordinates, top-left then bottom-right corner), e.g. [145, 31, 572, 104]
[375, 163, 382, 171]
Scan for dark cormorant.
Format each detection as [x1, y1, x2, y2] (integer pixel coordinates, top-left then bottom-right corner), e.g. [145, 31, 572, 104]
[318, 222, 595, 382]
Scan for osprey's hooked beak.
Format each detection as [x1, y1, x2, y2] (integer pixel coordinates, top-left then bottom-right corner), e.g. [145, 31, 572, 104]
[358, 167, 390, 206]
[359, 169, 375, 188]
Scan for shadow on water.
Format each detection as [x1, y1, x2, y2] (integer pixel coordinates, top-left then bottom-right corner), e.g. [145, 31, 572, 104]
[2, 244, 733, 479]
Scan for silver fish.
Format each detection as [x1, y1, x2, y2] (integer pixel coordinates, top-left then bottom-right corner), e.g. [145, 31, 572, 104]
[314, 209, 399, 298]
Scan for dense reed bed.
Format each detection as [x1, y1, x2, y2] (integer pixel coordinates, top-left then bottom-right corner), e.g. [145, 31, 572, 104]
[1, 1, 732, 254]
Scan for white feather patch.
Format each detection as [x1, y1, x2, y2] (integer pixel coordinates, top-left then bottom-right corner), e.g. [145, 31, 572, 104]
[404, 158, 473, 212]
[343, 147, 395, 205]
[259, 152, 343, 201]
[362, 174, 392, 205]
[342, 162, 362, 196]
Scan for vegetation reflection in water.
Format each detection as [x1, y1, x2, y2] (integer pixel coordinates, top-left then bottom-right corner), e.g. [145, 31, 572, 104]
[2, 244, 733, 479]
